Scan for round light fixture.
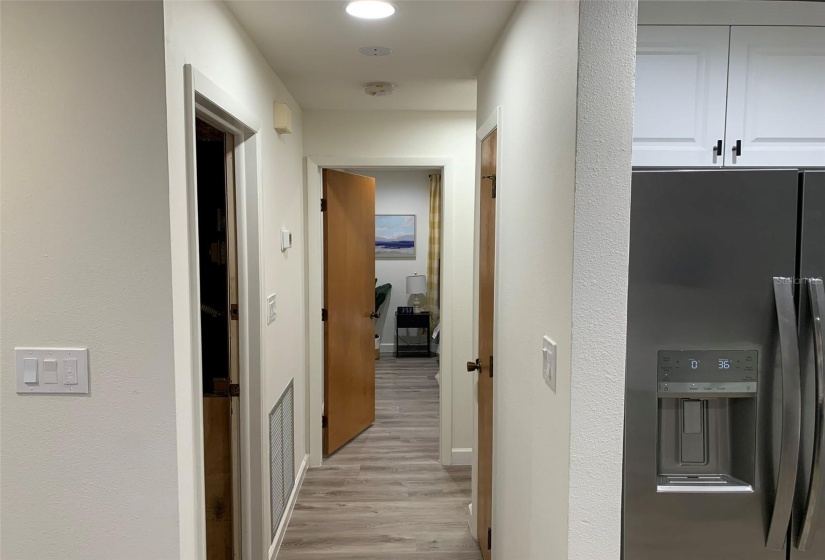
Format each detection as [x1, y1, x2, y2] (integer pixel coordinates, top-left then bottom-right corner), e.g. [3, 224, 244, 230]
[345, 1, 396, 19]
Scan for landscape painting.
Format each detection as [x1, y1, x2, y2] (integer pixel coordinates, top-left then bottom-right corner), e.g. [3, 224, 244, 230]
[375, 215, 416, 258]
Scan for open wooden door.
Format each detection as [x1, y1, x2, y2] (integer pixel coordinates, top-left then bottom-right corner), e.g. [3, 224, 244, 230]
[322, 169, 377, 455]
[471, 129, 497, 559]
[197, 119, 241, 560]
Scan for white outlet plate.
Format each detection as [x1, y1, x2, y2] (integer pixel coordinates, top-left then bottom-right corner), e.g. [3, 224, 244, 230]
[16, 347, 89, 394]
[267, 294, 277, 324]
[542, 336, 557, 393]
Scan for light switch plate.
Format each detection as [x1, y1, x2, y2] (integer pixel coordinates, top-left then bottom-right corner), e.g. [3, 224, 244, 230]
[542, 336, 557, 393]
[267, 294, 277, 324]
[16, 348, 89, 394]
[280, 229, 292, 252]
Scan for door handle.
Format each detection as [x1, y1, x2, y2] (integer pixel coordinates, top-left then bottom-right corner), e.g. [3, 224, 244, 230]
[712, 139, 723, 162]
[467, 359, 482, 373]
[798, 279, 825, 551]
[370, 311, 380, 319]
[767, 277, 803, 551]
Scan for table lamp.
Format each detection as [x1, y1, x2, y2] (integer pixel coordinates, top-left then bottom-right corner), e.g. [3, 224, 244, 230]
[406, 273, 427, 314]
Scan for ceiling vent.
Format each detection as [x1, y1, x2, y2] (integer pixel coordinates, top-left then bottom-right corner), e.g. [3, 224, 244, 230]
[365, 82, 395, 96]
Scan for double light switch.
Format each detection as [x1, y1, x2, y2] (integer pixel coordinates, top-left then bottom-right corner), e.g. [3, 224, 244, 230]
[16, 348, 89, 394]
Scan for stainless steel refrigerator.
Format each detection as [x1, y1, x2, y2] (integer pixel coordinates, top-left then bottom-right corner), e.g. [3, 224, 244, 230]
[623, 169, 825, 559]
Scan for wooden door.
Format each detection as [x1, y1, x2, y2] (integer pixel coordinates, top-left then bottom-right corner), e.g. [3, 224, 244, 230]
[197, 121, 240, 560]
[632, 26, 730, 168]
[725, 26, 825, 168]
[323, 169, 376, 456]
[476, 130, 497, 560]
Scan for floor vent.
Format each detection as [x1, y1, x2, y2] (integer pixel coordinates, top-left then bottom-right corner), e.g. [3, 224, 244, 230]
[269, 379, 295, 539]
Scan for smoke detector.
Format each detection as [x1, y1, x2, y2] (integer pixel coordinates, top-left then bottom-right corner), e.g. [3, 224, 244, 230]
[359, 46, 392, 57]
[365, 82, 395, 96]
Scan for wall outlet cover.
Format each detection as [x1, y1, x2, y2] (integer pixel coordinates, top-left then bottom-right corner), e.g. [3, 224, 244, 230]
[267, 294, 277, 324]
[542, 336, 557, 393]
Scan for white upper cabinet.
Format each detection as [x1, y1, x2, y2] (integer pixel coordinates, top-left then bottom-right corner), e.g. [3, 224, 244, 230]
[725, 26, 825, 168]
[632, 26, 731, 167]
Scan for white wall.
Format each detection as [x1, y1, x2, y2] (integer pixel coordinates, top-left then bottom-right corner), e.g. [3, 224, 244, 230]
[163, 1, 306, 558]
[0, 2, 179, 559]
[476, 1, 638, 558]
[570, 2, 637, 559]
[350, 168, 433, 351]
[476, 2, 580, 557]
[304, 111, 476, 462]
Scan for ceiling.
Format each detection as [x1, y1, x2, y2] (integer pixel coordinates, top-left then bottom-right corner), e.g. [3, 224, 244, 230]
[226, 0, 519, 111]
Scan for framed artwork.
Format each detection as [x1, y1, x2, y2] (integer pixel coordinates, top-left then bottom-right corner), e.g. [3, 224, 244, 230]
[375, 214, 416, 259]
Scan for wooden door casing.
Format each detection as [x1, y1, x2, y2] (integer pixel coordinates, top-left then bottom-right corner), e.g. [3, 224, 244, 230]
[323, 169, 377, 456]
[477, 130, 497, 560]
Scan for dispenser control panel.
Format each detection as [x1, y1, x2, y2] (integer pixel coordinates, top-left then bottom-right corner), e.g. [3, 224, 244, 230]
[657, 350, 757, 396]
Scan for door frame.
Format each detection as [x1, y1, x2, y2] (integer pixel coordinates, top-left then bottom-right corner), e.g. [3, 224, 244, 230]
[305, 156, 456, 467]
[471, 106, 503, 542]
[182, 65, 265, 560]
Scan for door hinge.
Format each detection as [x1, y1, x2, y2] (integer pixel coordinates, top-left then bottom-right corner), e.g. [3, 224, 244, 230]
[229, 383, 240, 397]
[321, 198, 327, 212]
[322, 415, 328, 428]
[230, 304, 239, 321]
[322, 308, 328, 321]
[489, 355, 494, 379]
[483, 174, 497, 199]
[487, 527, 492, 550]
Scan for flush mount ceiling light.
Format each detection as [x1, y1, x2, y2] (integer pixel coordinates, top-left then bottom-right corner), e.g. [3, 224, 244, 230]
[346, 1, 396, 19]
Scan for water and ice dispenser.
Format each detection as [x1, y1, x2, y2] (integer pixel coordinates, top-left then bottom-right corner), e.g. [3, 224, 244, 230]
[657, 350, 758, 493]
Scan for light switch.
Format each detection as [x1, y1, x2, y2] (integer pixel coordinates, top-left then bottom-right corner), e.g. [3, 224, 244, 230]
[16, 348, 89, 394]
[43, 359, 58, 384]
[63, 358, 78, 385]
[267, 294, 277, 324]
[23, 358, 38, 384]
[542, 336, 557, 393]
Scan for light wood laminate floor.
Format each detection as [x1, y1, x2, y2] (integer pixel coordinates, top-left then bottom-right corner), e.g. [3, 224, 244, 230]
[279, 357, 481, 559]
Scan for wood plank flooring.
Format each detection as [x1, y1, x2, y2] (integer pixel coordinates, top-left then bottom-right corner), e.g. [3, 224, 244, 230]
[279, 357, 480, 559]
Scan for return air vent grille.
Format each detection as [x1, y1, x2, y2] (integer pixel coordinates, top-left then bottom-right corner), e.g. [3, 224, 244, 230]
[269, 380, 295, 539]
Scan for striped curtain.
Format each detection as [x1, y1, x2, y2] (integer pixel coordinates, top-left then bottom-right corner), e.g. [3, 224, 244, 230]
[426, 174, 442, 331]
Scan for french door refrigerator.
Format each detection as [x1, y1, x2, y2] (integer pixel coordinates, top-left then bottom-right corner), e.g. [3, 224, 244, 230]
[623, 169, 825, 560]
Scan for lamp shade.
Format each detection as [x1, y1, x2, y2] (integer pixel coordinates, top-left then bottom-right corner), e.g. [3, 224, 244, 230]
[406, 274, 427, 295]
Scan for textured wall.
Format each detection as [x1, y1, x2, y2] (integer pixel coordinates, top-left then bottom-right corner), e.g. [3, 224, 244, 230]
[569, 1, 638, 559]
[0, 2, 179, 558]
[476, 1, 580, 557]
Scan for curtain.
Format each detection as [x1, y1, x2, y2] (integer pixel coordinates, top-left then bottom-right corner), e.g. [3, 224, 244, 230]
[426, 174, 442, 331]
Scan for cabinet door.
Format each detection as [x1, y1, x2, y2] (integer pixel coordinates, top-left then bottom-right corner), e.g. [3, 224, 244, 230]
[632, 26, 730, 168]
[725, 26, 825, 168]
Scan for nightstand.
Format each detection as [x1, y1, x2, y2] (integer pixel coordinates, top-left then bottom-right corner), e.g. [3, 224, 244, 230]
[395, 312, 431, 358]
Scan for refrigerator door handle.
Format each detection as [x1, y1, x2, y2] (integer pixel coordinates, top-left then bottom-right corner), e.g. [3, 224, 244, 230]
[798, 279, 825, 551]
[767, 278, 803, 551]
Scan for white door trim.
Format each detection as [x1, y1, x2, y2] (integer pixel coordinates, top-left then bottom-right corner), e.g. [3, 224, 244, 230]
[181, 64, 265, 560]
[471, 106, 503, 541]
[305, 156, 456, 468]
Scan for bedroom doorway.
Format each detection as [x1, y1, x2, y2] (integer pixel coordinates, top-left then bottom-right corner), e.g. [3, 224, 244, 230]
[279, 165, 473, 558]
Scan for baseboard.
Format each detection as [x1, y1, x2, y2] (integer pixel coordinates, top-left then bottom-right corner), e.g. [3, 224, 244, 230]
[269, 453, 309, 560]
[451, 448, 473, 466]
[379, 343, 395, 354]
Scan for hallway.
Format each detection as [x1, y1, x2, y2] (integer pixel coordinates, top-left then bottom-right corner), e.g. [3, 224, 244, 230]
[279, 357, 480, 559]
